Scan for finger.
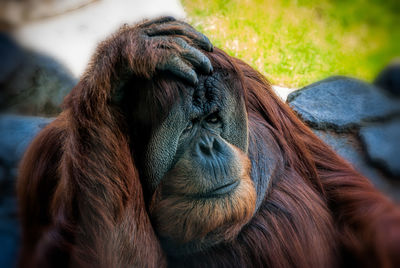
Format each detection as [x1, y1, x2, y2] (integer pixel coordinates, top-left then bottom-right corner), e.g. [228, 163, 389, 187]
[178, 21, 213, 52]
[157, 55, 198, 85]
[173, 38, 213, 74]
[145, 23, 213, 52]
[139, 16, 176, 28]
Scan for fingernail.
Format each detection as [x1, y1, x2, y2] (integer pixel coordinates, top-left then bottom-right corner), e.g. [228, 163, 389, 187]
[202, 35, 213, 52]
[209, 64, 214, 73]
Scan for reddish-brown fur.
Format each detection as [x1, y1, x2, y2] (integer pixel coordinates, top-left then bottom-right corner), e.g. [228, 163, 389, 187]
[17, 23, 400, 267]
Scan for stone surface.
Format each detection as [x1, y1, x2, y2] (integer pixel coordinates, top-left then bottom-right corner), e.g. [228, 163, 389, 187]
[0, 36, 76, 116]
[288, 76, 400, 130]
[314, 130, 400, 198]
[0, 166, 5, 184]
[0, 195, 19, 268]
[0, 34, 24, 83]
[287, 75, 400, 199]
[0, 115, 53, 168]
[360, 118, 400, 177]
[0, 229, 19, 268]
[0, 115, 52, 268]
[374, 59, 400, 97]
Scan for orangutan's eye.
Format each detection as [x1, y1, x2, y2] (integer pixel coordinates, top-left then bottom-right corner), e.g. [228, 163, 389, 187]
[184, 121, 193, 132]
[206, 113, 220, 124]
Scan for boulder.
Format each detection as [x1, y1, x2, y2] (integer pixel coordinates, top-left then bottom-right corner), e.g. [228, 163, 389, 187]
[360, 118, 400, 177]
[0, 115, 53, 170]
[313, 130, 399, 198]
[287, 76, 400, 131]
[0, 197, 19, 268]
[0, 115, 52, 268]
[288, 76, 400, 200]
[374, 60, 400, 97]
[0, 34, 76, 116]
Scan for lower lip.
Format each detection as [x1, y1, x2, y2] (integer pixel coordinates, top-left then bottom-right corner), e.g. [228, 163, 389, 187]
[208, 180, 239, 196]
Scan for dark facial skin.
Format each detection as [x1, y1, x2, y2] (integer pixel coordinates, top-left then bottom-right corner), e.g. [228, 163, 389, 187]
[144, 73, 249, 193]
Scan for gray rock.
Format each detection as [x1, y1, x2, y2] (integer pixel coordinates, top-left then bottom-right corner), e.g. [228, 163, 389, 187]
[374, 59, 400, 97]
[0, 166, 5, 184]
[0, 116, 52, 267]
[0, 36, 76, 116]
[287, 76, 400, 130]
[0, 115, 53, 169]
[360, 119, 400, 177]
[313, 130, 400, 198]
[0, 197, 19, 268]
[287, 75, 400, 198]
[0, 34, 24, 83]
[0, 196, 18, 219]
[0, 230, 18, 268]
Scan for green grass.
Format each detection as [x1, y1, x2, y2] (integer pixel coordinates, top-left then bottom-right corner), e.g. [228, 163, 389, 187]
[181, 0, 400, 88]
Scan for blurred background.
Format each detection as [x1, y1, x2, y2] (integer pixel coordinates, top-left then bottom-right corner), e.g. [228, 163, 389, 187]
[0, 0, 399, 267]
[183, 0, 400, 88]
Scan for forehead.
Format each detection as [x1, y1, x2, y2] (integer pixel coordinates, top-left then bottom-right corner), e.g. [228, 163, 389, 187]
[190, 73, 227, 112]
[135, 68, 243, 126]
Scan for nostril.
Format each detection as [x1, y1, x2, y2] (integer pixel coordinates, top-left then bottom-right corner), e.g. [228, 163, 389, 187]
[213, 138, 222, 152]
[199, 143, 212, 156]
[198, 136, 214, 156]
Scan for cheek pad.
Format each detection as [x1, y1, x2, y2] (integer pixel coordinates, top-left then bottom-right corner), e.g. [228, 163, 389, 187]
[144, 104, 187, 192]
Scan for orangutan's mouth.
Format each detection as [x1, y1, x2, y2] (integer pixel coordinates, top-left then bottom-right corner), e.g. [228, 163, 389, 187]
[205, 180, 240, 197]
